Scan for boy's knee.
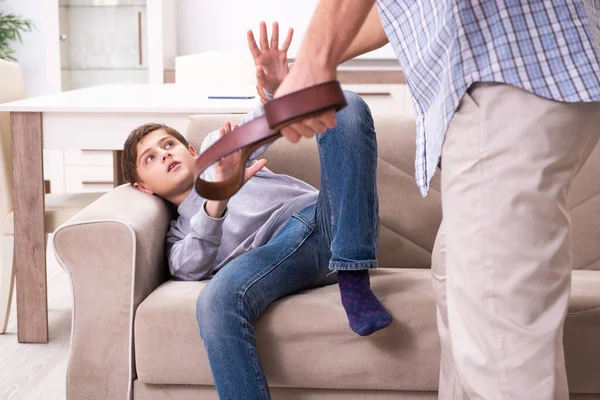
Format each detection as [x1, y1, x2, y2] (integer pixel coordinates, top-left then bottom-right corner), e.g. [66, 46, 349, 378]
[196, 277, 251, 333]
[343, 90, 370, 115]
[196, 288, 213, 329]
[196, 282, 234, 329]
[337, 91, 373, 129]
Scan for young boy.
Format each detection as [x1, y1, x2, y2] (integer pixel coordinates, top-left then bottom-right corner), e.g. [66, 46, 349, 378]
[121, 22, 391, 400]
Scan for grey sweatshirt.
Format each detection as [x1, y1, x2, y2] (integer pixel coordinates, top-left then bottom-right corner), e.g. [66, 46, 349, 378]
[166, 104, 318, 281]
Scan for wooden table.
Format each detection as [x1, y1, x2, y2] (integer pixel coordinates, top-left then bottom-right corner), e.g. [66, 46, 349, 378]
[0, 83, 412, 343]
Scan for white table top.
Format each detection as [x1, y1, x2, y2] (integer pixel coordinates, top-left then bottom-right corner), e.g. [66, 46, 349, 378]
[0, 83, 414, 115]
[0, 83, 260, 113]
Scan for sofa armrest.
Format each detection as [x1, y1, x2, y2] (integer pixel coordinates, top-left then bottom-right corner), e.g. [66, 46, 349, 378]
[52, 184, 174, 400]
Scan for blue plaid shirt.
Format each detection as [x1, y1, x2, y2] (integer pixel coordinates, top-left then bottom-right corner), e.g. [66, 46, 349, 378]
[376, 0, 600, 196]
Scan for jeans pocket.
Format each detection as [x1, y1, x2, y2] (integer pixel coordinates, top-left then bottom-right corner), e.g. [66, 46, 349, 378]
[291, 202, 317, 229]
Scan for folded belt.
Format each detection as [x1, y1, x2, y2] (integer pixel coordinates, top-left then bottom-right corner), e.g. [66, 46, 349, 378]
[194, 80, 347, 200]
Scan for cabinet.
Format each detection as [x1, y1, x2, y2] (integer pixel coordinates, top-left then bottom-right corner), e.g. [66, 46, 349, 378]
[56, 0, 175, 90]
[45, 0, 176, 193]
[58, 0, 148, 91]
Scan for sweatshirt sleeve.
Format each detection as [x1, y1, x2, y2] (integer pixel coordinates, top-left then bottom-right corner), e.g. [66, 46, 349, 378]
[166, 201, 228, 281]
[198, 98, 277, 182]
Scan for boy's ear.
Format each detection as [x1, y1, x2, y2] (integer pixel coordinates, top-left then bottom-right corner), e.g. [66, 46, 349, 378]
[133, 182, 154, 195]
[188, 144, 197, 157]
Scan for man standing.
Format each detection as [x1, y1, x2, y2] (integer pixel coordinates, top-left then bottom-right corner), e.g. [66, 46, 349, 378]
[274, 1, 600, 398]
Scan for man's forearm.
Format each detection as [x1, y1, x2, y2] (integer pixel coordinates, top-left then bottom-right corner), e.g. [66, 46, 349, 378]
[339, 4, 389, 64]
[295, 0, 377, 69]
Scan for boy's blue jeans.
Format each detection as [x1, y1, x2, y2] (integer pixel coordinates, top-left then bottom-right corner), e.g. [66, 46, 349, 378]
[196, 91, 379, 400]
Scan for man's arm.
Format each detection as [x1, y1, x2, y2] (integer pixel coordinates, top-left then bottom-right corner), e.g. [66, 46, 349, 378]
[339, 4, 388, 64]
[286, 6, 387, 79]
[274, 0, 377, 142]
[296, 0, 377, 70]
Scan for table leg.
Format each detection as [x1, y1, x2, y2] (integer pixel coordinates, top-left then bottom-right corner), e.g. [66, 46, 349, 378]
[11, 112, 48, 343]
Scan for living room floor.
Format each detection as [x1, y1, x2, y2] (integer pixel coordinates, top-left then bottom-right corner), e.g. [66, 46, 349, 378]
[0, 238, 70, 400]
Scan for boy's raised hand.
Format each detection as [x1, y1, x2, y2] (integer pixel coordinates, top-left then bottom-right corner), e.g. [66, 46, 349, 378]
[247, 21, 293, 102]
[205, 122, 266, 217]
[214, 122, 267, 186]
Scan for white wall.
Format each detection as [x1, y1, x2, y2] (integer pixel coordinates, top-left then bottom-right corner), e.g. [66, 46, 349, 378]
[0, 0, 397, 98]
[175, 0, 396, 60]
[0, 0, 61, 97]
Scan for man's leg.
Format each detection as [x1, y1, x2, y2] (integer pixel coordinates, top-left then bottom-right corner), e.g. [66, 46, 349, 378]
[431, 222, 461, 399]
[440, 82, 600, 399]
[196, 206, 333, 400]
[314, 90, 391, 336]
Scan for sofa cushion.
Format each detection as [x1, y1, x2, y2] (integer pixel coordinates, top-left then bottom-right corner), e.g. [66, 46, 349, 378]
[135, 269, 441, 392]
[134, 269, 600, 393]
[133, 381, 438, 400]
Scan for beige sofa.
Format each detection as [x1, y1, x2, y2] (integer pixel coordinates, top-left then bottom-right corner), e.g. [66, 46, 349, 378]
[53, 112, 600, 399]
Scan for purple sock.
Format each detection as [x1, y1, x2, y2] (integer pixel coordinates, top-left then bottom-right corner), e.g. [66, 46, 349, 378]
[337, 270, 392, 336]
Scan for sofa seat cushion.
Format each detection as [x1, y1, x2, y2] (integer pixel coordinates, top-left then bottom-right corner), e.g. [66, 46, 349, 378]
[135, 269, 441, 391]
[134, 269, 600, 393]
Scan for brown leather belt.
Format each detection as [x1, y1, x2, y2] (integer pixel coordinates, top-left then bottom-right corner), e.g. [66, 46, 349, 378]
[194, 80, 347, 200]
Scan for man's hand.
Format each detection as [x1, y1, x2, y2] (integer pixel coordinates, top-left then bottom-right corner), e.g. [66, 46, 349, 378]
[205, 121, 267, 217]
[272, 0, 377, 143]
[247, 21, 293, 101]
[273, 59, 338, 143]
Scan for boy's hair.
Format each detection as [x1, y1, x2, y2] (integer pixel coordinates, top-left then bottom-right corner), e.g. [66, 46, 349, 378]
[121, 123, 191, 184]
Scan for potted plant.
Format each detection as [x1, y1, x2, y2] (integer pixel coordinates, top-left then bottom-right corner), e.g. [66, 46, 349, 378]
[0, 11, 33, 61]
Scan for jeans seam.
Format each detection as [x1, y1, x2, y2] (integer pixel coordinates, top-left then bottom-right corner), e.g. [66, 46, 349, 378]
[329, 260, 378, 271]
[330, 260, 378, 265]
[316, 132, 336, 241]
[315, 228, 333, 258]
[242, 319, 267, 400]
[313, 204, 333, 257]
[367, 108, 379, 247]
[238, 222, 315, 399]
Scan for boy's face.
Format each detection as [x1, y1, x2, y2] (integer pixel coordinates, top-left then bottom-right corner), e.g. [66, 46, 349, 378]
[134, 129, 198, 203]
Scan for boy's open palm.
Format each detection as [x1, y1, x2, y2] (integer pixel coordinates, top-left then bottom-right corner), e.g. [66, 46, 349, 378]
[247, 21, 293, 101]
[214, 122, 267, 186]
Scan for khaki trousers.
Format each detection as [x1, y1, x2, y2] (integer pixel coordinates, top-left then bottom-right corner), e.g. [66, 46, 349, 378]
[432, 82, 600, 399]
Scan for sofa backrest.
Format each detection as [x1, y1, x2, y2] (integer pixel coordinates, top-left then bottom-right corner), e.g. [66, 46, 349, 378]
[569, 137, 600, 270]
[185, 112, 440, 269]
[185, 111, 600, 271]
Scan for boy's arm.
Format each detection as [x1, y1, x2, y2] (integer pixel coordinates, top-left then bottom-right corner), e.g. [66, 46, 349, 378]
[166, 203, 227, 281]
[199, 103, 274, 176]
[196, 20, 294, 179]
[171, 119, 269, 280]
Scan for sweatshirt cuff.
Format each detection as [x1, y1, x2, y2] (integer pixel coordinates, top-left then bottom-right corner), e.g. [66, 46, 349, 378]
[263, 88, 274, 100]
[189, 201, 227, 240]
